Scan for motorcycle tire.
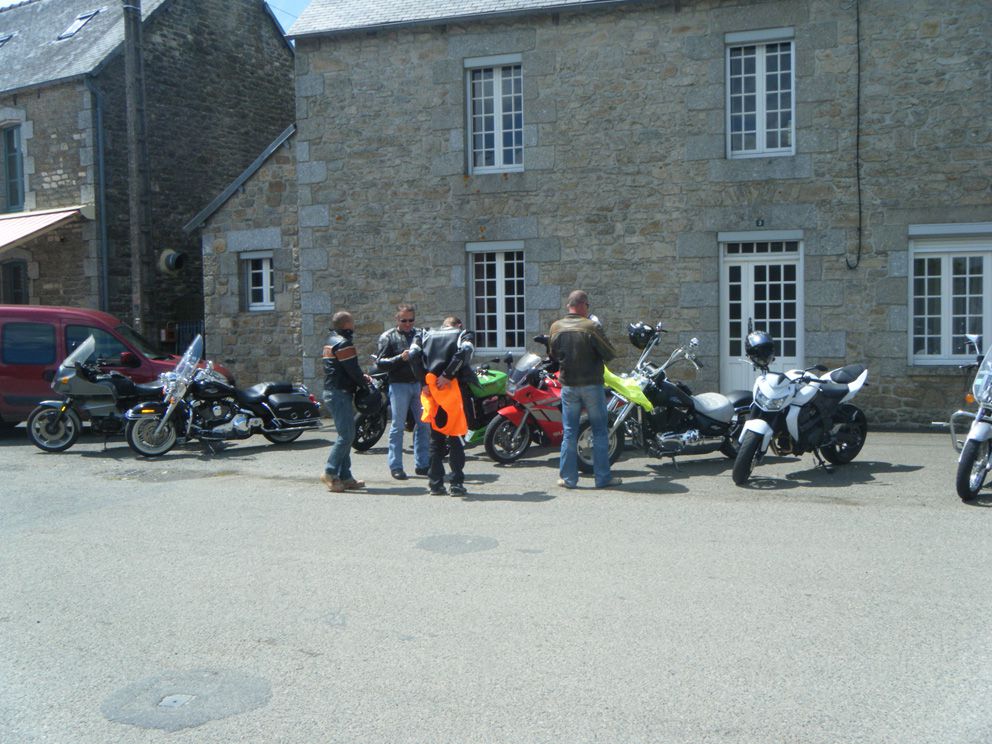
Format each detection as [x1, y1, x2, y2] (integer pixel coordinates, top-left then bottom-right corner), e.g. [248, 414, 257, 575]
[732, 430, 763, 486]
[820, 404, 868, 465]
[956, 438, 992, 502]
[263, 429, 304, 444]
[352, 409, 387, 452]
[483, 414, 532, 464]
[26, 406, 82, 453]
[576, 414, 624, 474]
[125, 417, 178, 457]
[720, 409, 750, 459]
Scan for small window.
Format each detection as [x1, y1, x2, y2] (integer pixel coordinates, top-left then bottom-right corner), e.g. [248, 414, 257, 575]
[465, 55, 523, 174]
[2, 322, 56, 365]
[0, 33, 13, 49]
[66, 325, 128, 363]
[2, 125, 24, 212]
[726, 29, 795, 158]
[467, 242, 526, 351]
[0, 259, 28, 303]
[242, 251, 274, 311]
[58, 9, 102, 41]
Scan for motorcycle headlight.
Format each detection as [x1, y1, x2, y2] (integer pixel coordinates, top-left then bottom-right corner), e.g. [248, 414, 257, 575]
[755, 388, 789, 412]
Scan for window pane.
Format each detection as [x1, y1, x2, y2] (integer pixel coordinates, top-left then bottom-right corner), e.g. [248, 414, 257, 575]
[2, 322, 55, 364]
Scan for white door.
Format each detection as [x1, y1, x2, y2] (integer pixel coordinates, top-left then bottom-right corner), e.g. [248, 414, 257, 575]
[720, 239, 804, 391]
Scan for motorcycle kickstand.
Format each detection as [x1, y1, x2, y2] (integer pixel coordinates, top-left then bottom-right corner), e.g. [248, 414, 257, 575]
[811, 449, 834, 473]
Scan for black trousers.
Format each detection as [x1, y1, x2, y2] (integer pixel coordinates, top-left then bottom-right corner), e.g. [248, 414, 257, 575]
[428, 427, 464, 489]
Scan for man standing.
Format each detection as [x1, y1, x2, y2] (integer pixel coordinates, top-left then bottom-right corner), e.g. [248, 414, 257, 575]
[549, 290, 621, 489]
[376, 303, 430, 480]
[410, 317, 474, 497]
[321, 310, 369, 493]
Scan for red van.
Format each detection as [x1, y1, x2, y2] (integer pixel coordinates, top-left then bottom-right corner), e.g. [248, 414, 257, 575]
[0, 305, 229, 427]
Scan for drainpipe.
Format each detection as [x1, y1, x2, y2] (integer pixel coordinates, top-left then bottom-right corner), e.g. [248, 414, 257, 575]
[84, 78, 110, 312]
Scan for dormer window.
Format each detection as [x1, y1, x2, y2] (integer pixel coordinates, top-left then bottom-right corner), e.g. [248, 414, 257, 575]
[0, 33, 13, 48]
[57, 9, 102, 40]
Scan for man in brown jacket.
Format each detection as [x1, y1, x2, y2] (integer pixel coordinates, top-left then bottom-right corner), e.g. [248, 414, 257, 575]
[549, 290, 621, 489]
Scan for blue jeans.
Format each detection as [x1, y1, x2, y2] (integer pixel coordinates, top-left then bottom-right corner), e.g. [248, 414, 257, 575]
[387, 381, 429, 473]
[560, 384, 612, 488]
[324, 388, 355, 481]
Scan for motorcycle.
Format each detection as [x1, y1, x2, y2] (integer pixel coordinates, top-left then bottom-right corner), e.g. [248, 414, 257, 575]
[124, 335, 322, 457]
[352, 362, 416, 452]
[25, 335, 163, 452]
[732, 330, 869, 486]
[948, 334, 992, 501]
[577, 322, 753, 472]
[483, 336, 563, 463]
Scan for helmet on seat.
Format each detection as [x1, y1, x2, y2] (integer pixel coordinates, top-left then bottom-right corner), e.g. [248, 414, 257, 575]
[627, 322, 655, 350]
[744, 331, 775, 368]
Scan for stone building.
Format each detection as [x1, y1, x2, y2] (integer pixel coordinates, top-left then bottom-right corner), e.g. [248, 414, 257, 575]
[0, 0, 293, 343]
[202, 0, 991, 426]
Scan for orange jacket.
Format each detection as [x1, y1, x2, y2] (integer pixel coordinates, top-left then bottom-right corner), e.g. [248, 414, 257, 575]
[420, 373, 468, 436]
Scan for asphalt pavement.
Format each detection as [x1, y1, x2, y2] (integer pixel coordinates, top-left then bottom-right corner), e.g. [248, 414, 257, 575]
[1, 424, 990, 744]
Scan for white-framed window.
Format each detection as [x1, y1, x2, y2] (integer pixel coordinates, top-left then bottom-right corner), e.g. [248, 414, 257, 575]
[58, 9, 102, 41]
[241, 251, 274, 312]
[910, 226, 992, 364]
[465, 54, 523, 174]
[467, 241, 526, 352]
[2, 124, 23, 212]
[725, 28, 795, 158]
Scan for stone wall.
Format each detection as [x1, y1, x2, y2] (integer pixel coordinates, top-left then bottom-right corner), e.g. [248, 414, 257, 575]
[199, 142, 301, 386]
[282, 0, 989, 425]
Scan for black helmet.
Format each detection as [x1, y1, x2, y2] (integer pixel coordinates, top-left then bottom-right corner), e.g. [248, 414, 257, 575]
[744, 331, 775, 368]
[627, 322, 655, 350]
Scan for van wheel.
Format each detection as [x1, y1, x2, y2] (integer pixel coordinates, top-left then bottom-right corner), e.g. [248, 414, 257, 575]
[27, 407, 82, 452]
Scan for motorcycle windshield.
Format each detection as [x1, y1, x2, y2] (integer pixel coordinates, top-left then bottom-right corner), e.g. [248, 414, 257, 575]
[508, 352, 542, 386]
[60, 335, 97, 373]
[974, 347, 992, 405]
[603, 365, 654, 412]
[174, 334, 204, 385]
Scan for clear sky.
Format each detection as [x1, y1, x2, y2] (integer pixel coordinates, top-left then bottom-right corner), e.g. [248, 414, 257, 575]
[0, 0, 314, 34]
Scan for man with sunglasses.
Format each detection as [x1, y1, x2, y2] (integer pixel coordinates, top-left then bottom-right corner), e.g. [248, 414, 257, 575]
[375, 303, 430, 480]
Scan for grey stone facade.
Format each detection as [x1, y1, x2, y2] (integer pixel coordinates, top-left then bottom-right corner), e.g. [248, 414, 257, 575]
[208, 0, 990, 427]
[0, 0, 293, 339]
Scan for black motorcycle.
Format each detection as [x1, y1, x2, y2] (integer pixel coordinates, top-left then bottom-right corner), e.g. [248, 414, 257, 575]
[352, 361, 416, 452]
[124, 335, 321, 457]
[26, 335, 163, 452]
[578, 322, 752, 472]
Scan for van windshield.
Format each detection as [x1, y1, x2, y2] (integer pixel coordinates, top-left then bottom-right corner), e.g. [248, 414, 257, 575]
[115, 324, 172, 360]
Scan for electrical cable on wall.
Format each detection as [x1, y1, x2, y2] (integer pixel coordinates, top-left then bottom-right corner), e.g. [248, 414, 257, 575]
[846, 0, 864, 270]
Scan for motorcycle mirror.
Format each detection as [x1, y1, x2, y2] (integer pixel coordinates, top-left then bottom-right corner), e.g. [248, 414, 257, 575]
[688, 337, 699, 348]
[503, 352, 514, 366]
[654, 322, 668, 333]
[533, 334, 549, 347]
[814, 364, 828, 372]
[119, 351, 140, 368]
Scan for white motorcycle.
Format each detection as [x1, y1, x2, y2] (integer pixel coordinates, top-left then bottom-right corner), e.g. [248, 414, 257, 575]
[949, 334, 992, 501]
[732, 330, 869, 486]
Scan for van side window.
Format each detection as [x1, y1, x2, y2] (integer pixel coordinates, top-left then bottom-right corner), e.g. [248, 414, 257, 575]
[2, 322, 56, 364]
[66, 325, 127, 363]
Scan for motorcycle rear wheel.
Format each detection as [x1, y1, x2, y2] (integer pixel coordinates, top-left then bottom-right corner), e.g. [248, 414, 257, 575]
[732, 430, 763, 486]
[820, 405, 868, 465]
[956, 438, 992, 501]
[483, 414, 532, 464]
[126, 417, 178, 457]
[576, 414, 624, 474]
[27, 407, 82, 452]
[263, 429, 304, 444]
[353, 409, 387, 452]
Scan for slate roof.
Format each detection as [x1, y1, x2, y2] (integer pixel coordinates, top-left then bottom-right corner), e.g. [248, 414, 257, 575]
[0, 0, 169, 95]
[289, 0, 635, 38]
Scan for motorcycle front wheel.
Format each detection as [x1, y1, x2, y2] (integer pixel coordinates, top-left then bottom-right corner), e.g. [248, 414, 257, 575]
[720, 409, 750, 459]
[125, 417, 178, 457]
[483, 414, 531, 464]
[576, 414, 624, 474]
[263, 429, 304, 444]
[820, 405, 868, 465]
[732, 430, 763, 486]
[27, 407, 82, 452]
[352, 409, 388, 452]
[956, 438, 992, 501]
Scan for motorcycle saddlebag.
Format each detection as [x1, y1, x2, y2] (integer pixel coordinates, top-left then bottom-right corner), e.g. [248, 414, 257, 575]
[268, 393, 320, 422]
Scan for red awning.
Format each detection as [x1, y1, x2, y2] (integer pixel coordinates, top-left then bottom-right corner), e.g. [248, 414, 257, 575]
[0, 206, 94, 251]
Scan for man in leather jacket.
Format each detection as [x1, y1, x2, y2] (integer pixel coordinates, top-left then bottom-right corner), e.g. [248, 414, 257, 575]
[321, 310, 369, 493]
[376, 303, 430, 480]
[410, 316, 474, 496]
[549, 290, 621, 490]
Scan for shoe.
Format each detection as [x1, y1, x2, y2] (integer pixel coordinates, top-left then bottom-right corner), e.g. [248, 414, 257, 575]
[597, 477, 622, 489]
[414, 467, 429, 476]
[556, 478, 577, 489]
[449, 483, 467, 496]
[341, 478, 365, 490]
[391, 469, 408, 480]
[320, 473, 345, 493]
[429, 486, 448, 496]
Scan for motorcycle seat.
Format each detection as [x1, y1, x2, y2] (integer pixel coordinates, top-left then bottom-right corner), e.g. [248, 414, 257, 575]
[237, 381, 295, 404]
[827, 364, 866, 385]
[691, 392, 733, 422]
[817, 382, 851, 399]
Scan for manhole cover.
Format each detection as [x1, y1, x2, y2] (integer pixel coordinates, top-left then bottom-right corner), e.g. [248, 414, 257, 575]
[101, 669, 270, 732]
[416, 534, 499, 555]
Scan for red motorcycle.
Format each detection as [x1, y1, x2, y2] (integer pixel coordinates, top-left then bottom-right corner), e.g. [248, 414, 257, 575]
[483, 339, 563, 464]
